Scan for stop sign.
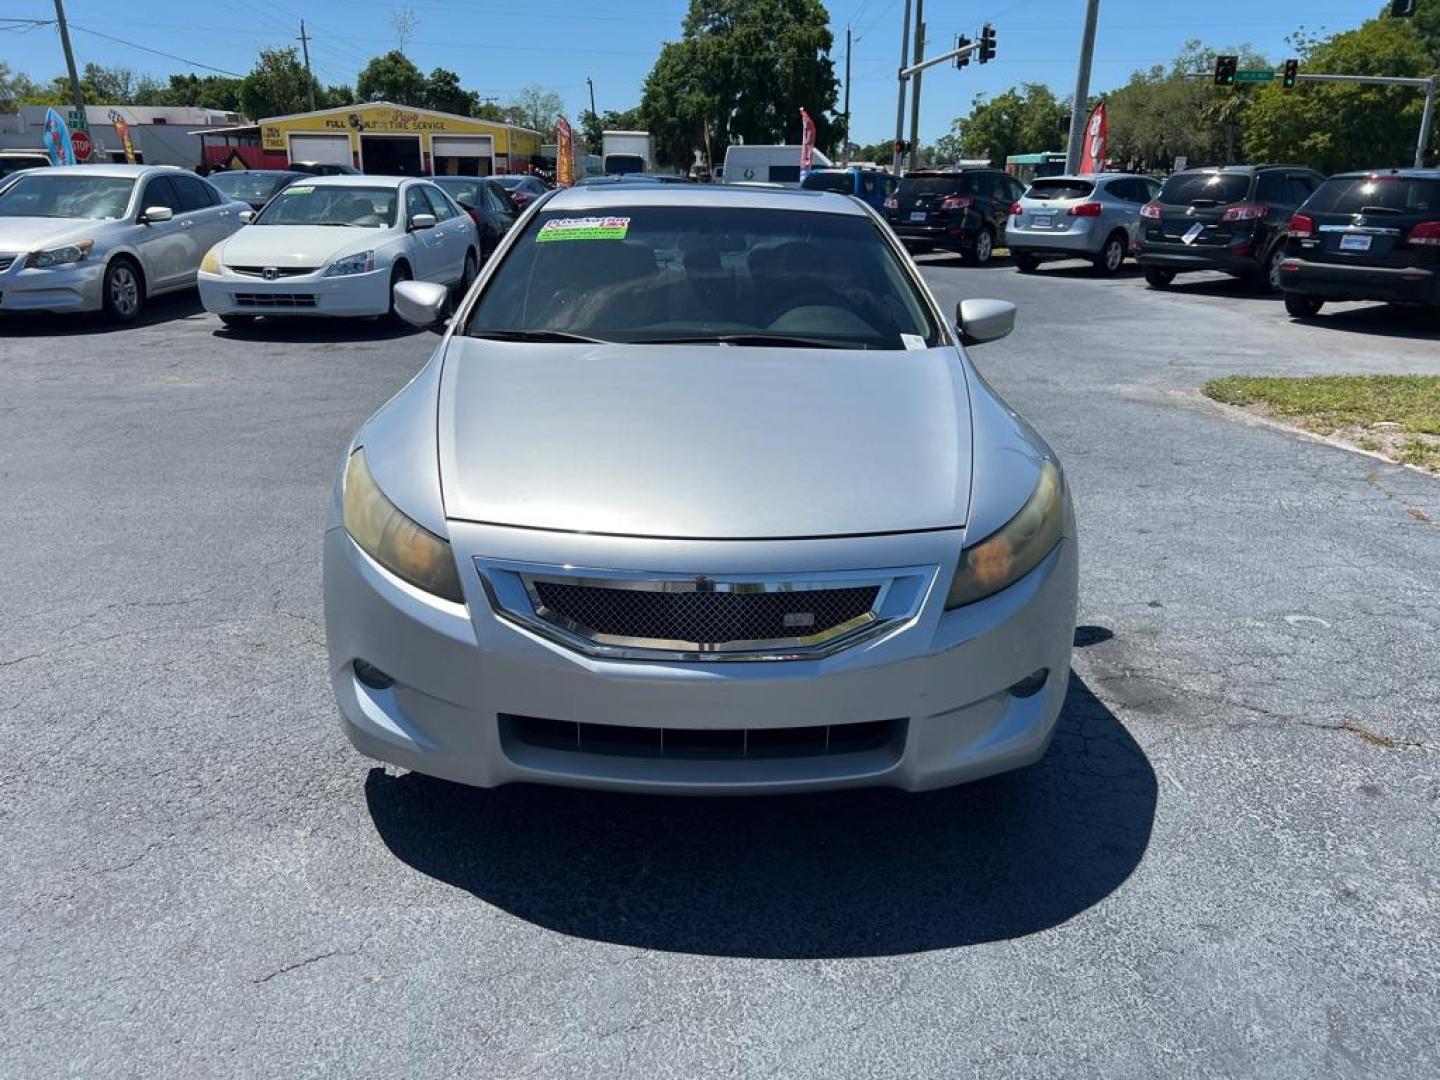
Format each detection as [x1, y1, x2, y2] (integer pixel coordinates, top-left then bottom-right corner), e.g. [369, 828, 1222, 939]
[70, 129, 92, 162]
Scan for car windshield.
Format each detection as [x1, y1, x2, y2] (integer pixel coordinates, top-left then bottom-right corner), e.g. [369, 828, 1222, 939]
[1159, 172, 1251, 205]
[253, 184, 396, 227]
[0, 174, 134, 219]
[899, 174, 981, 198]
[1304, 175, 1440, 214]
[495, 176, 529, 191]
[434, 179, 483, 206]
[464, 204, 939, 350]
[801, 172, 854, 194]
[210, 172, 292, 202]
[1027, 178, 1094, 200]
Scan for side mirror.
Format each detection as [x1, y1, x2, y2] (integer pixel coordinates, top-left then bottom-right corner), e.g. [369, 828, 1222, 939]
[238, 209, 255, 224]
[409, 213, 436, 231]
[393, 279, 450, 331]
[141, 205, 173, 223]
[956, 298, 1017, 346]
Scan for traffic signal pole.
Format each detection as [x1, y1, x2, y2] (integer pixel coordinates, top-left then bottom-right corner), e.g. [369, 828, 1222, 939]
[908, 0, 925, 171]
[1293, 72, 1437, 168]
[891, 0, 913, 177]
[1064, 0, 1101, 174]
[892, 35, 985, 176]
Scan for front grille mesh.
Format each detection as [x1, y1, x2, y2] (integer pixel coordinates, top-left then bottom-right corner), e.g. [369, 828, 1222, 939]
[228, 265, 317, 278]
[233, 292, 316, 308]
[504, 714, 903, 761]
[532, 581, 879, 647]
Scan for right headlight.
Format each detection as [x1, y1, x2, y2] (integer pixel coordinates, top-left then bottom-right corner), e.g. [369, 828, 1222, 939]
[342, 449, 464, 603]
[946, 459, 1065, 609]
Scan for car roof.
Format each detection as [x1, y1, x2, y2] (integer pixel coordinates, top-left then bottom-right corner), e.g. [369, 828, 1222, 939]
[1175, 164, 1314, 174]
[14, 163, 178, 179]
[906, 166, 1002, 176]
[1028, 172, 1145, 182]
[543, 184, 869, 216]
[1327, 167, 1440, 180]
[285, 174, 408, 188]
[212, 169, 303, 177]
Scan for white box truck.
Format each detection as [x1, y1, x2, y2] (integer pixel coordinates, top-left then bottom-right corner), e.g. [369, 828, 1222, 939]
[718, 145, 833, 187]
[601, 130, 653, 175]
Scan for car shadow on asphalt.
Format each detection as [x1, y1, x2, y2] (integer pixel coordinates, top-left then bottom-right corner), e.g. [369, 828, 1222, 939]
[0, 290, 206, 335]
[1020, 262, 1145, 280]
[363, 671, 1156, 959]
[1155, 275, 1281, 302]
[214, 316, 424, 344]
[1297, 302, 1440, 341]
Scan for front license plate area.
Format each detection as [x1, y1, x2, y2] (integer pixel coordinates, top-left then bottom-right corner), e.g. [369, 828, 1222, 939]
[1339, 233, 1373, 253]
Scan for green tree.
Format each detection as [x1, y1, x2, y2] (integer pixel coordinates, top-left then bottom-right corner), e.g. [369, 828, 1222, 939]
[356, 50, 426, 105]
[81, 63, 138, 103]
[239, 48, 323, 119]
[581, 106, 646, 152]
[1244, 14, 1433, 171]
[640, 0, 839, 168]
[505, 85, 565, 136]
[0, 63, 45, 110]
[938, 83, 1068, 166]
[422, 67, 477, 115]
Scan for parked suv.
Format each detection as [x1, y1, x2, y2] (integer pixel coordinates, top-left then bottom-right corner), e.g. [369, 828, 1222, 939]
[801, 166, 897, 211]
[1135, 165, 1325, 291]
[1280, 169, 1440, 317]
[1008, 172, 1161, 274]
[885, 167, 1026, 264]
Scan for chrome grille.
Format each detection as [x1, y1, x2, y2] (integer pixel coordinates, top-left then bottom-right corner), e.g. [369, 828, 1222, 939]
[475, 560, 936, 662]
[228, 265, 317, 278]
[233, 292, 316, 308]
[531, 580, 878, 647]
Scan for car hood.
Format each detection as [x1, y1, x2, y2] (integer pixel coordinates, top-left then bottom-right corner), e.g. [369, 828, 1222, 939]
[0, 217, 107, 252]
[436, 339, 973, 539]
[219, 225, 383, 268]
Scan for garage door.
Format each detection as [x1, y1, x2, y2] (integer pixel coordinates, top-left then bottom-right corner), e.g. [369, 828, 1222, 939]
[432, 135, 494, 176]
[287, 133, 352, 167]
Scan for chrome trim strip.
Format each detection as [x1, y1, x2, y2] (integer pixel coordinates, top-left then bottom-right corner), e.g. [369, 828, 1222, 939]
[474, 558, 938, 662]
[1317, 224, 1402, 235]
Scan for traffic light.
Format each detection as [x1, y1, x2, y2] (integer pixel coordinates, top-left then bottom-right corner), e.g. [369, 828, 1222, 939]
[894, 139, 907, 157]
[1214, 54, 1238, 87]
[1390, 1, 1418, 17]
[954, 34, 971, 69]
[1282, 58, 1299, 89]
[978, 24, 997, 64]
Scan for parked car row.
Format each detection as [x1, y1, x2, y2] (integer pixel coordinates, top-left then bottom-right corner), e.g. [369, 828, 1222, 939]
[0, 163, 533, 324]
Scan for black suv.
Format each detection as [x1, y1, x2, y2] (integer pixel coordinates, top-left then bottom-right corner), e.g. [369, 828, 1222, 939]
[885, 167, 1026, 264]
[1135, 165, 1325, 291]
[1280, 169, 1440, 317]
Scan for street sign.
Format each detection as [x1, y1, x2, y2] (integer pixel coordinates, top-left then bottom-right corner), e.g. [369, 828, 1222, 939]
[70, 129, 92, 162]
[1235, 70, 1276, 83]
[67, 109, 89, 131]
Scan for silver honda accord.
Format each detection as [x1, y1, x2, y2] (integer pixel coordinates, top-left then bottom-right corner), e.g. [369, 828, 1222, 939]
[323, 184, 1078, 794]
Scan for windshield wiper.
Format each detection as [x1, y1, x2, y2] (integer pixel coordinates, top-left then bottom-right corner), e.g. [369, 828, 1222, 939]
[630, 333, 861, 349]
[470, 328, 609, 344]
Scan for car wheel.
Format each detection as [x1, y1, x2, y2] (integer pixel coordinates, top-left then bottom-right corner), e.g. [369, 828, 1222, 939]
[1256, 247, 1286, 293]
[456, 250, 477, 301]
[102, 258, 143, 324]
[1284, 293, 1324, 319]
[386, 262, 413, 325]
[965, 228, 995, 265]
[1013, 253, 1041, 273]
[218, 313, 256, 328]
[1093, 233, 1127, 275]
[1144, 267, 1175, 289]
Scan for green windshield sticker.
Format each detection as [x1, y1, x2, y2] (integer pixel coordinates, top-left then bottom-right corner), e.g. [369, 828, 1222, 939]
[536, 216, 631, 243]
[286, 186, 314, 195]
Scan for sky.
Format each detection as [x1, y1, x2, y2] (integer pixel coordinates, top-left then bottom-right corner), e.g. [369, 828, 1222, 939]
[3, 0, 1388, 144]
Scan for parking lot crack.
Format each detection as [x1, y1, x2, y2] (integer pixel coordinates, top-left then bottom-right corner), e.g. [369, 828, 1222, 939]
[252, 949, 345, 984]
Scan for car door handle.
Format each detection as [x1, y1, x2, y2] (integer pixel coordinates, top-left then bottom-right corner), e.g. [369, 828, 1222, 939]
[180, 219, 193, 229]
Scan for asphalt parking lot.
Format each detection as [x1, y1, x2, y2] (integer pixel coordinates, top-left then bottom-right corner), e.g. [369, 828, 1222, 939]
[3, 258, 1437, 1078]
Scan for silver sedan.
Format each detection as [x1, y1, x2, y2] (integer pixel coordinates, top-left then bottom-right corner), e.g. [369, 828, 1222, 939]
[1007, 172, 1161, 275]
[323, 185, 1079, 795]
[0, 164, 247, 322]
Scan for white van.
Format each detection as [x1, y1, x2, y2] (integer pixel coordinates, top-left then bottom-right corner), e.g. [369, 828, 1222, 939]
[718, 145, 834, 187]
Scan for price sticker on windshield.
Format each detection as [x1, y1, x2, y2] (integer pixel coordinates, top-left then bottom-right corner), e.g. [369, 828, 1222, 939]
[536, 216, 632, 243]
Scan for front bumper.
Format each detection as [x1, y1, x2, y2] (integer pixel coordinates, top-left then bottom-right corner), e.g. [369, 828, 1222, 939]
[0, 258, 105, 313]
[323, 521, 1079, 795]
[1281, 257, 1439, 305]
[197, 266, 391, 317]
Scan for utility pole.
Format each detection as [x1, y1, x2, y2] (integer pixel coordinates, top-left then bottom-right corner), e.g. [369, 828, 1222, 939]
[298, 20, 317, 112]
[1417, 75, 1437, 168]
[1064, 0, 1101, 174]
[891, 0, 913, 176]
[52, 0, 87, 133]
[586, 77, 597, 120]
[907, 2, 925, 170]
[843, 25, 852, 164]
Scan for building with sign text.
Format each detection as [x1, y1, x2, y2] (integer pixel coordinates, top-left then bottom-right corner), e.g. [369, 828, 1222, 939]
[197, 102, 544, 176]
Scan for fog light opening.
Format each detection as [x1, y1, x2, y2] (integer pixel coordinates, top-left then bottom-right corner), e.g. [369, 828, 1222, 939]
[353, 659, 395, 690]
[1009, 668, 1049, 699]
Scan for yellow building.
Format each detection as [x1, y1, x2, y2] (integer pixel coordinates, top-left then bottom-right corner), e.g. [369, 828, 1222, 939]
[199, 101, 544, 176]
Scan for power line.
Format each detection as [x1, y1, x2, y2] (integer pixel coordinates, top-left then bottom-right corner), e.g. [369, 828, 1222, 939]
[68, 23, 246, 76]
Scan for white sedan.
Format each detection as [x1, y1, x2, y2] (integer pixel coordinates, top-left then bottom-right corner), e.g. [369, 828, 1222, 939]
[198, 175, 479, 325]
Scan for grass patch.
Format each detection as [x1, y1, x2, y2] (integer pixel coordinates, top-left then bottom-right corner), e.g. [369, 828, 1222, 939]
[1203, 375, 1440, 472]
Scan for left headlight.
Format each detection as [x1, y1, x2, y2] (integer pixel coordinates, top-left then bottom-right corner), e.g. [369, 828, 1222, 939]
[342, 449, 464, 603]
[946, 459, 1066, 609]
[26, 239, 94, 269]
[323, 250, 376, 277]
[200, 247, 222, 274]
